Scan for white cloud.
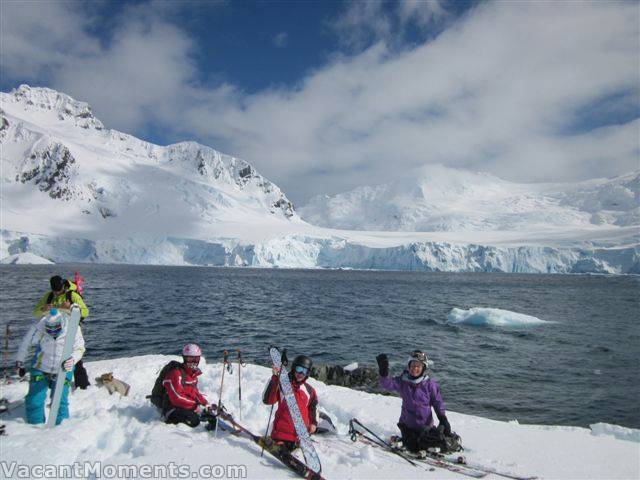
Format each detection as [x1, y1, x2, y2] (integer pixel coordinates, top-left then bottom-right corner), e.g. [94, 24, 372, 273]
[185, 1, 639, 201]
[0, 1, 100, 79]
[1, 0, 638, 204]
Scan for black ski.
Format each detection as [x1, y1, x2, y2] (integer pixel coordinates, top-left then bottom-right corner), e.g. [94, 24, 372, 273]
[211, 405, 325, 480]
[425, 452, 538, 480]
[349, 418, 487, 478]
[350, 418, 537, 480]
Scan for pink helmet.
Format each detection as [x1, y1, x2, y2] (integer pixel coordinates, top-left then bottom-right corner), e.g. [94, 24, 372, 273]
[182, 343, 202, 357]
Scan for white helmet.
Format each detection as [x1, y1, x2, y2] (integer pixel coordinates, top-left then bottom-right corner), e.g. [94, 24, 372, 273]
[407, 350, 428, 371]
[182, 343, 202, 356]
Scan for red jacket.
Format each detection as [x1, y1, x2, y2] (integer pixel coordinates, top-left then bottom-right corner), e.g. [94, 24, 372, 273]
[263, 374, 318, 443]
[163, 366, 208, 411]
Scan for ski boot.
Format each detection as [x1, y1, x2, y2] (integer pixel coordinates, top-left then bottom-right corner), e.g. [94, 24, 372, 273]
[389, 435, 404, 450]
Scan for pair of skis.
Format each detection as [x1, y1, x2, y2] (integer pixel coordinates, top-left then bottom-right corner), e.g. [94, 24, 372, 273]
[349, 418, 536, 480]
[210, 404, 324, 480]
[210, 346, 323, 480]
[47, 305, 82, 428]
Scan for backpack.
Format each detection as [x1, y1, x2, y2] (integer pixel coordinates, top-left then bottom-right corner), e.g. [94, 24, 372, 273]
[147, 361, 184, 410]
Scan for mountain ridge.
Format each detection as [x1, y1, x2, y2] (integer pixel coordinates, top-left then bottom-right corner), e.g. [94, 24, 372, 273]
[1, 85, 297, 239]
[299, 164, 639, 232]
[1, 85, 638, 273]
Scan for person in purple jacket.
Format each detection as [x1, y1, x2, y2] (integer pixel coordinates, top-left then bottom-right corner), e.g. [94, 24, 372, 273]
[376, 350, 460, 454]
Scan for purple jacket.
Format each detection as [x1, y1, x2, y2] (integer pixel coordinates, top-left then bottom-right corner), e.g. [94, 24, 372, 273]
[379, 372, 446, 431]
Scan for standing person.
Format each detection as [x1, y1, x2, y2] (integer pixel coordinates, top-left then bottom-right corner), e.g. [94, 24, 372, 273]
[262, 355, 318, 451]
[156, 344, 209, 428]
[15, 309, 85, 425]
[33, 275, 90, 389]
[376, 350, 460, 454]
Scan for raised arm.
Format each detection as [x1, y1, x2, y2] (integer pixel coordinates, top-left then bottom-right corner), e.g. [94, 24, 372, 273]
[377, 354, 402, 393]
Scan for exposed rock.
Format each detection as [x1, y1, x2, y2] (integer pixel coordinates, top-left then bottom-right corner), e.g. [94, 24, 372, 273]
[18, 141, 80, 200]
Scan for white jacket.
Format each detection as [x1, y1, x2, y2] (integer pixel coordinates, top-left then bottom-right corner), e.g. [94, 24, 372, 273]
[15, 314, 85, 375]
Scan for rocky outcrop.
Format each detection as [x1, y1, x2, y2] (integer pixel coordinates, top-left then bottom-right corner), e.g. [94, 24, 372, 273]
[8, 85, 104, 130]
[17, 139, 81, 200]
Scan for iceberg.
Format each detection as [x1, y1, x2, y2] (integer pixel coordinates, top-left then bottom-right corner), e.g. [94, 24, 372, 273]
[447, 307, 550, 327]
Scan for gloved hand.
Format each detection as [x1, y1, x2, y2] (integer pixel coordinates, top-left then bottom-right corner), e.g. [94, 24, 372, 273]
[62, 357, 74, 372]
[439, 415, 452, 436]
[15, 361, 26, 378]
[376, 354, 389, 377]
[195, 404, 207, 415]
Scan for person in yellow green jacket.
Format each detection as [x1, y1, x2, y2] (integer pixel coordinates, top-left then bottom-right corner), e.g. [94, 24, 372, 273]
[33, 276, 89, 319]
[32, 276, 90, 389]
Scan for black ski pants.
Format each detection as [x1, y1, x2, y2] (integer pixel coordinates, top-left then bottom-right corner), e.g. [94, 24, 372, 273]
[164, 407, 201, 428]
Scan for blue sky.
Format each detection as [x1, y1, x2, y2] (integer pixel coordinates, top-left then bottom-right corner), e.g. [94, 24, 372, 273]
[1, 0, 638, 204]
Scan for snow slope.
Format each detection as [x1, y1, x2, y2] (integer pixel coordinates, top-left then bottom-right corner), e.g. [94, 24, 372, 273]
[299, 165, 639, 233]
[1, 356, 637, 479]
[0, 85, 298, 242]
[1, 85, 638, 273]
[0, 252, 52, 264]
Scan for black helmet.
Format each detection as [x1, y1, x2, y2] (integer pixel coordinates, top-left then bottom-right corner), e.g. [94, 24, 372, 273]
[291, 355, 313, 374]
[50, 276, 65, 292]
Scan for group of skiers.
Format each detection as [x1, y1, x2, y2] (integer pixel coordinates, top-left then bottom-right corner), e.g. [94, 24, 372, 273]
[14, 274, 459, 455]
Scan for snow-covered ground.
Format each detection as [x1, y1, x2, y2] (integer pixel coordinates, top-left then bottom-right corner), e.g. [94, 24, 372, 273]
[1, 85, 638, 273]
[1, 356, 638, 479]
[0, 252, 53, 264]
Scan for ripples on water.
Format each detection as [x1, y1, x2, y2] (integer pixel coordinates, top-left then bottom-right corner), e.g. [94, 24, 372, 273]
[1, 265, 638, 429]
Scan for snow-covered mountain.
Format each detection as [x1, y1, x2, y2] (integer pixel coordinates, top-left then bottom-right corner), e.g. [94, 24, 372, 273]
[1, 85, 297, 241]
[1, 85, 638, 273]
[299, 165, 639, 232]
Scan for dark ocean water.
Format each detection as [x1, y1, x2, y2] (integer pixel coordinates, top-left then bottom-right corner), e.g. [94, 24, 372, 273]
[1, 265, 638, 429]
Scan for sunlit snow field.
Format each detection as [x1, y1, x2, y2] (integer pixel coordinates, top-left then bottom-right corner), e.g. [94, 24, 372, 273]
[1, 356, 638, 479]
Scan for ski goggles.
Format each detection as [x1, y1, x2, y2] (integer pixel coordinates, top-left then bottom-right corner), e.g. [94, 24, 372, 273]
[294, 365, 309, 375]
[409, 350, 427, 363]
[45, 323, 62, 337]
[184, 356, 200, 365]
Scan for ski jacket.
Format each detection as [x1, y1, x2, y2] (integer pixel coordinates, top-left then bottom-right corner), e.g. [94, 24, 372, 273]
[15, 315, 85, 375]
[33, 282, 89, 319]
[262, 374, 318, 443]
[162, 366, 208, 412]
[379, 372, 446, 431]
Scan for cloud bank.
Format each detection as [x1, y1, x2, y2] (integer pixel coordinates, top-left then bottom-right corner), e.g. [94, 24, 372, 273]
[1, 0, 638, 204]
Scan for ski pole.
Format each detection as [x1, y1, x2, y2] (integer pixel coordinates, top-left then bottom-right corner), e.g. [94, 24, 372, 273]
[349, 418, 418, 467]
[1, 325, 9, 382]
[2, 325, 9, 366]
[215, 350, 232, 437]
[237, 349, 246, 420]
[261, 347, 286, 457]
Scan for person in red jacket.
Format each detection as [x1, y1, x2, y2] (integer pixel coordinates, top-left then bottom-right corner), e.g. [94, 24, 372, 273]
[162, 343, 209, 428]
[262, 354, 318, 451]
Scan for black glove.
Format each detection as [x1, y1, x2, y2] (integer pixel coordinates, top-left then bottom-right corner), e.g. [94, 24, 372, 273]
[438, 414, 452, 436]
[15, 361, 26, 378]
[376, 354, 389, 377]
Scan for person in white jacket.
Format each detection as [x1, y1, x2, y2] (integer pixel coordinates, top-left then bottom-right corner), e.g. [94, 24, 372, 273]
[15, 308, 85, 425]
